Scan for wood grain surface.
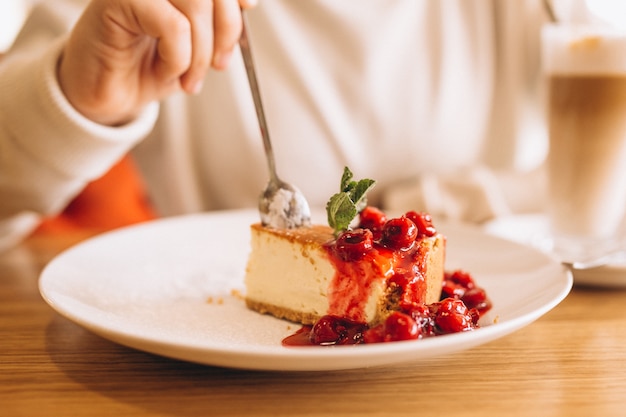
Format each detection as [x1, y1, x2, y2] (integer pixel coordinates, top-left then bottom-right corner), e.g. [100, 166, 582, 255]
[2, 232, 626, 417]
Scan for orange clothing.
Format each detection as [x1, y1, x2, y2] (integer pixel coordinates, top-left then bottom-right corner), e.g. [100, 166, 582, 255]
[35, 156, 157, 234]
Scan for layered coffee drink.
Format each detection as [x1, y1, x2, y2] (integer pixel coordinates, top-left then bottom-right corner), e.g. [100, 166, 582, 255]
[543, 25, 626, 240]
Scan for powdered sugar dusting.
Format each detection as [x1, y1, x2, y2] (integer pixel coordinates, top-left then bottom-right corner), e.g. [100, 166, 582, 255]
[261, 187, 311, 229]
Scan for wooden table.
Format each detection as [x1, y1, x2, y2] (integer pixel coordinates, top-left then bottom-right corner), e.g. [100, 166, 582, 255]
[2, 232, 626, 417]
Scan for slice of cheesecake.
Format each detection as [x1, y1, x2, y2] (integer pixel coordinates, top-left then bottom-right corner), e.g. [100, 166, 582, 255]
[244, 210, 445, 327]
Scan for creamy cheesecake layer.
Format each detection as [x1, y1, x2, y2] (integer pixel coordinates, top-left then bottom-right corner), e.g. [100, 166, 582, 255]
[245, 224, 338, 325]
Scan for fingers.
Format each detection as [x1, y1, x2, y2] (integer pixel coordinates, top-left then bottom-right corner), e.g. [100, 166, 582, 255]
[132, 1, 194, 88]
[93, 0, 256, 96]
[59, 0, 258, 125]
[211, 0, 242, 70]
[164, 0, 212, 94]
[170, 0, 258, 93]
[210, 0, 257, 70]
[58, 0, 196, 125]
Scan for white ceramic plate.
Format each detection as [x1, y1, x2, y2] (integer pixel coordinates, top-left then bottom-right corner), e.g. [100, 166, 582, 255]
[39, 209, 572, 371]
[484, 214, 626, 288]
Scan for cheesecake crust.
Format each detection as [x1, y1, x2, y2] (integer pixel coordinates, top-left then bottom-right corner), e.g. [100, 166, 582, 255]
[245, 299, 322, 326]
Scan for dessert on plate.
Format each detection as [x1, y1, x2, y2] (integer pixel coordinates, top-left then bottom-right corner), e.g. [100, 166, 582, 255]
[244, 168, 490, 345]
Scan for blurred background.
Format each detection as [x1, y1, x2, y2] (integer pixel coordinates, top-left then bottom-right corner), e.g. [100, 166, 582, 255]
[0, 0, 31, 53]
[2, 0, 626, 52]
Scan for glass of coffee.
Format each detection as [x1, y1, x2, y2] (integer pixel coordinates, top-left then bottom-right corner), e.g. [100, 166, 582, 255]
[542, 22, 626, 263]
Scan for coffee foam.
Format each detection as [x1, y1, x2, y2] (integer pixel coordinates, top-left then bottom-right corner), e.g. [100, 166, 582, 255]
[542, 24, 626, 75]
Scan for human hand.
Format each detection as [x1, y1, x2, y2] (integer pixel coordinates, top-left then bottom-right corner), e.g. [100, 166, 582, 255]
[58, 0, 257, 126]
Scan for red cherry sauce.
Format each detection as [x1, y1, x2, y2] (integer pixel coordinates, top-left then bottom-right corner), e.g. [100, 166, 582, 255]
[281, 208, 492, 346]
[441, 270, 492, 315]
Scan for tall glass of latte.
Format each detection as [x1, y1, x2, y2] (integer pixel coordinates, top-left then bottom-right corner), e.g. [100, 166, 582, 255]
[542, 23, 626, 259]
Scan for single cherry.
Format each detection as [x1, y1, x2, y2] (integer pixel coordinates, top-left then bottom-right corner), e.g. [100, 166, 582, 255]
[358, 206, 387, 239]
[381, 216, 417, 250]
[405, 211, 437, 237]
[431, 298, 476, 334]
[441, 280, 467, 299]
[382, 311, 420, 341]
[445, 270, 476, 289]
[334, 228, 374, 261]
[462, 287, 491, 313]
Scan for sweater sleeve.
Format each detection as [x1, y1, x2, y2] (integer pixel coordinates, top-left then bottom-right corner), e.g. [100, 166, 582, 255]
[0, 2, 159, 251]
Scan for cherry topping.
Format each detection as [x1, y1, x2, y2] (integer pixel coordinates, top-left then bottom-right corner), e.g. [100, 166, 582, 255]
[381, 216, 418, 250]
[309, 315, 367, 345]
[388, 272, 427, 310]
[380, 311, 420, 341]
[362, 323, 385, 344]
[400, 303, 434, 334]
[334, 228, 374, 261]
[405, 211, 437, 237]
[445, 270, 476, 289]
[358, 206, 387, 239]
[462, 287, 491, 312]
[430, 298, 476, 334]
[441, 270, 491, 315]
[363, 312, 420, 343]
[281, 207, 492, 347]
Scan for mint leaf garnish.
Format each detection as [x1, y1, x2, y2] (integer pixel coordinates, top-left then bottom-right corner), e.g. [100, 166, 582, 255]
[326, 167, 376, 235]
[327, 193, 357, 233]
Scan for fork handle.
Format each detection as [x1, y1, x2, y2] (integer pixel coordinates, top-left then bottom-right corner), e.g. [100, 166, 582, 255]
[239, 12, 279, 183]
